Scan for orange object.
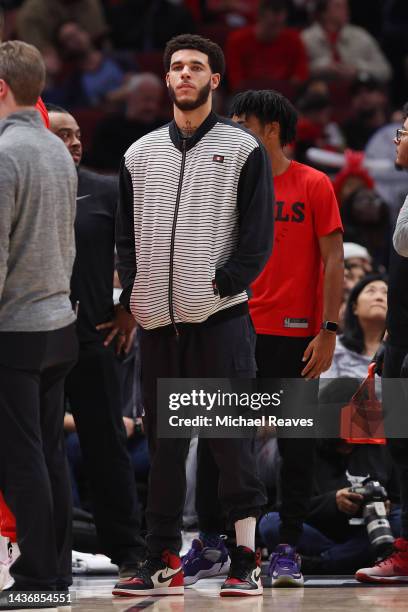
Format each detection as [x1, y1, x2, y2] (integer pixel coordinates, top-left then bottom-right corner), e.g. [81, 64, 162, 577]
[35, 97, 49, 128]
[340, 363, 386, 445]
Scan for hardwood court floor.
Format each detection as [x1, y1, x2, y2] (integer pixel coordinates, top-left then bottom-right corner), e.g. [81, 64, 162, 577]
[69, 576, 408, 612]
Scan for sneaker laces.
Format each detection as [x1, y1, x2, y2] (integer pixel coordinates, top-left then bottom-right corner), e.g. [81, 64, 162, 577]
[228, 551, 254, 581]
[136, 556, 165, 581]
[270, 548, 299, 572]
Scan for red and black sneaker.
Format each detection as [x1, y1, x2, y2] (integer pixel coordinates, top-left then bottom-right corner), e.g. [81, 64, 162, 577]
[220, 546, 263, 597]
[112, 550, 184, 597]
[356, 538, 408, 584]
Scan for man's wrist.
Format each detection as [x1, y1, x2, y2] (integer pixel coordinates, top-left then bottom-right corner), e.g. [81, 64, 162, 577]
[321, 320, 338, 333]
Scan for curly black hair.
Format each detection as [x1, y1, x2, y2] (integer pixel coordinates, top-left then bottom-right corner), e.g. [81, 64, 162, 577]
[163, 34, 225, 78]
[229, 89, 297, 146]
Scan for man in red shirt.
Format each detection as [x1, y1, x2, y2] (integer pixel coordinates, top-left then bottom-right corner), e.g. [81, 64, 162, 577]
[225, 0, 308, 91]
[182, 89, 343, 588]
[232, 89, 343, 586]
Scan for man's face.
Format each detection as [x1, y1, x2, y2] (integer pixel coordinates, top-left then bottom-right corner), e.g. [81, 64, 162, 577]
[126, 82, 162, 123]
[49, 111, 82, 166]
[257, 9, 287, 42]
[166, 49, 219, 111]
[58, 22, 90, 57]
[232, 113, 266, 144]
[395, 117, 408, 170]
[324, 0, 349, 28]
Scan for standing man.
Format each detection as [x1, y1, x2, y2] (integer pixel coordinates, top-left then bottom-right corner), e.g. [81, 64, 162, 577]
[183, 90, 343, 588]
[0, 41, 78, 593]
[113, 34, 273, 598]
[46, 104, 146, 576]
[356, 105, 408, 583]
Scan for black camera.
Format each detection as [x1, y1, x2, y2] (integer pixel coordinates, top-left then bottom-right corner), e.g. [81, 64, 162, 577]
[349, 478, 394, 558]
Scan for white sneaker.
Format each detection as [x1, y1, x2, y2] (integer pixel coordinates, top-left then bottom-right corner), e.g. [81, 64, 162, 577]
[0, 536, 19, 590]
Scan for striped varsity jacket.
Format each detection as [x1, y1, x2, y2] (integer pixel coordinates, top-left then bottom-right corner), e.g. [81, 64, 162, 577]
[116, 111, 274, 332]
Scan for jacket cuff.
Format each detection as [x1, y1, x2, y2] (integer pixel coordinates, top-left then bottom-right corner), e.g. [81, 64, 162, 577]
[214, 269, 232, 298]
[119, 285, 133, 314]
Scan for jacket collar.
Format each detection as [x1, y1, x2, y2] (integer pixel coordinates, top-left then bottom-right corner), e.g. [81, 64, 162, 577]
[169, 111, 218, 152]
[0, 109, 43, 137]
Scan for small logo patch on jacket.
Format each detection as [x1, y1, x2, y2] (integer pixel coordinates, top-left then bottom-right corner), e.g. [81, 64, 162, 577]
[213, 154, 224, 163]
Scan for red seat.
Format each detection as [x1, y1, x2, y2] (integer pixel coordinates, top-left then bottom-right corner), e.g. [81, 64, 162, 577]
[134, 52, 164, 77]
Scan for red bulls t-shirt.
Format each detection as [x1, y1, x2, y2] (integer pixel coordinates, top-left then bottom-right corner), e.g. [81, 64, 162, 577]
[250, 161, 343, 337]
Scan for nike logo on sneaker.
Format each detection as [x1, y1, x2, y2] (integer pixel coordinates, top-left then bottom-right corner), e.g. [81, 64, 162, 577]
[157, 568, 182, 583]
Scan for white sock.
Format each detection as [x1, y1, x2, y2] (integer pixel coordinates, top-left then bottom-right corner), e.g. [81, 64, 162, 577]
[234, 517, 256, 552]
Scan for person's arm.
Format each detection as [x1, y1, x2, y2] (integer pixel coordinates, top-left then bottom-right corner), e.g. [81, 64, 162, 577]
[302, 230, 344, 378]
[115, 156, 137, 313]
[291, 33, 309, 83]
[214, 144, 274, 298]
[0, 156, 15, 302]
[393, 196, 408, 257]
[352, 29, 392, 83]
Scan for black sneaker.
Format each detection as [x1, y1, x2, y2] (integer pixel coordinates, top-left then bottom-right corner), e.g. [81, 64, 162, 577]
[112, 550, 184, 597]
[220, 546, 263, 597]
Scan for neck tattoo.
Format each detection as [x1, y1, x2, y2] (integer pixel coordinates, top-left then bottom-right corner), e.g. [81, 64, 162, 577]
[180, 121, 197, 138]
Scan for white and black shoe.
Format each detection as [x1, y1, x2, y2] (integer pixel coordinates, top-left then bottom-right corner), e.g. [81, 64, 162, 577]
[0, 537, 19, 591]
[112, 550, 184, 597]
[220, 546, 263, 597]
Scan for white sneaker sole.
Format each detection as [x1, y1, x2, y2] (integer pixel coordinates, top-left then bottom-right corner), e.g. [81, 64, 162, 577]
[184, 560, 231, 585]
[220, 584, 263, 597]
[356, 572, 408, 584]
[112, 586, 184, 597]
[272, 575, 304, 587]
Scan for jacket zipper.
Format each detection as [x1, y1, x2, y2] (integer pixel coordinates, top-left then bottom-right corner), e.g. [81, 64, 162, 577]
[168, 138, 187, 338]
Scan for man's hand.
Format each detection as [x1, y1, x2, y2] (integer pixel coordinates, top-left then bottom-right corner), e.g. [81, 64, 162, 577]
[301, 330, 336, 379]
[96, 304, 136, 355]
[336, 488, 363, 515]
[123, 416, 135, 438]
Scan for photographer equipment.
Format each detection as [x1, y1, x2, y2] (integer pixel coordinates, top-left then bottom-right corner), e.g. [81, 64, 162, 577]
[349, 478, 394, 559]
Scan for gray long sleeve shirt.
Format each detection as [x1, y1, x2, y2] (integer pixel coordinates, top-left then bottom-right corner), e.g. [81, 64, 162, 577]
[393, 195, 408, 257]
[0, 110, 77, 331]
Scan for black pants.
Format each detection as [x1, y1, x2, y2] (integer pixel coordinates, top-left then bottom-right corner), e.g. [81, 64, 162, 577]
[195, 333, 316, 546]
[0, 325, 77, 589]
[383, 341, 408, 539]
[140, 314, 266, 555]
[256, 334, 317, 546]
[65, 341, 145, 565]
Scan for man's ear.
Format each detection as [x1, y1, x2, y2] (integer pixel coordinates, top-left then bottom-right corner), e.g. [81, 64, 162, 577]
[165, 72, 170, 88]
[0, 78, 9, 101]
[211, 73, 221, 91]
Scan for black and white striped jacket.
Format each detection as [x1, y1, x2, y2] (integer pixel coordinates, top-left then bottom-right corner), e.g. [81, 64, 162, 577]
[116, 111, 274, 332]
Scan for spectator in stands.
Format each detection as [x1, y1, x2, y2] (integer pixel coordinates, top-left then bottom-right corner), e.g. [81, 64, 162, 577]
[259, 435, 400, 574]
[85, 73, 166, 171]
[103, 0, 196, 51]
[342, 188, 391, 269]
[225, 0, 308, 91]
[56, 21, 125, 108]
[323, 274, 387, 378]
[342, 76, 390, 151]
[295, 91, 344, 161]
[301, 0, 392, 83]
[17, 0, 108, 54]
[332, 150, 375, 206]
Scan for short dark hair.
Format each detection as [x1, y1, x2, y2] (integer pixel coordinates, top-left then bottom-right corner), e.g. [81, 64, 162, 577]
[259, 0, 288, 15]
[230, 89, 298, 146]
[402, 102, 408, 121]
[45, 103, 70, 114]
[0, 40, 45, 105]
[163, 34, 225, 77]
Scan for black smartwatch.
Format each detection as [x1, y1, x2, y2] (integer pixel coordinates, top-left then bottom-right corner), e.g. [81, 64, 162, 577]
[321, 321, 338, 333]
